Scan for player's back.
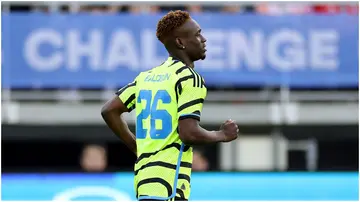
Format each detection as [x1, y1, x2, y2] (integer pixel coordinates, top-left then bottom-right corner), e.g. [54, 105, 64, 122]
[133, 56, 207, 201]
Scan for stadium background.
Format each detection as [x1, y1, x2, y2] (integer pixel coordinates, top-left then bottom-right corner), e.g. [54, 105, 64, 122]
[1, 1, 359, 201]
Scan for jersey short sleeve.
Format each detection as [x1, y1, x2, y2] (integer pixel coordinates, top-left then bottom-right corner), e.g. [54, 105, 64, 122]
[177, 76, 207, 121]
[115, 78, 137, 112]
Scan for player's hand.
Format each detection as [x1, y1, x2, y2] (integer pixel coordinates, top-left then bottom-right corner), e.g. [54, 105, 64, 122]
[220, 119, 239, 142]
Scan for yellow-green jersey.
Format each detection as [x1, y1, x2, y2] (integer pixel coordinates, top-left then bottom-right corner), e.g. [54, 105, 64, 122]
[116, 56, 207, 201]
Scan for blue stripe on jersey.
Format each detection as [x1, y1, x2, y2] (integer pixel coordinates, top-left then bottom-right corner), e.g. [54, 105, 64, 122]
[138, 195, 169, 201]
[137, 143, 185, 201]
[172, 143, 185, 198]
[180, 113, 201, 118]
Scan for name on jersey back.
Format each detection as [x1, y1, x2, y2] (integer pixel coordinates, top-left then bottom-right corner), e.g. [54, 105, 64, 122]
[144, 73, 171, 83]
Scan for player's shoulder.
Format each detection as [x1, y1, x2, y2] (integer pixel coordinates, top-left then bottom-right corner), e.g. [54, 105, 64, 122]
[175, 65, 205, 86]
[137, 57, 178, 76]
[170, 61, 202, 80]
[142, 57, 190, 80]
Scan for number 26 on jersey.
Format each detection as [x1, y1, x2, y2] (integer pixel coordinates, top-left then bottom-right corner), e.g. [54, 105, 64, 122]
[136, 90, 172, 140]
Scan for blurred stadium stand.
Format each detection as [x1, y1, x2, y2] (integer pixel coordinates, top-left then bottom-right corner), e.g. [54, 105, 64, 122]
[2, 1, 358, 14]
[1, 1, 358, 175]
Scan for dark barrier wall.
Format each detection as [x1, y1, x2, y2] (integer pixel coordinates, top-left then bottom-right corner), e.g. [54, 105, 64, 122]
[2, 124, 358, 172]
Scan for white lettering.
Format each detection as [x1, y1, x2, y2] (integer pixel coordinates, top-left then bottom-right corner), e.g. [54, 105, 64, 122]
[198, 30, 225, 70]
[268, 29, 305, 71]
[228, 30, 264, 70]
[310, 30, 338, 70]
[106, 30, 139, 70]
[142, 29, 164, 70]
[21, 28, 340, 73]
[53, 186, 131, 201]
[67, 30, 102, 71]
[24, 29, 63, 71]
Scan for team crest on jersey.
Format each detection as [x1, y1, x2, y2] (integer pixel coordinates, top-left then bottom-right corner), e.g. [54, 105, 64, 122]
[181, 183, 186, 190]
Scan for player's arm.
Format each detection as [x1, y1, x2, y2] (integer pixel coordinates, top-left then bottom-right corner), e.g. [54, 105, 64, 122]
[177, 76, 237, 145]
[101, 81, 137, 156]
[179, 118, 226, 145]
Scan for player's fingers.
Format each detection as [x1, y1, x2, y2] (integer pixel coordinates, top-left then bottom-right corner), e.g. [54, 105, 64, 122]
[230, 122, 237, 127]
[226, 120, 232, 124]
[234, 125, 239, 132]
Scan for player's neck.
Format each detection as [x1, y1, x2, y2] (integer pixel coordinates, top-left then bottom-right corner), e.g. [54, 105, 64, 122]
[168, 53, 194, 68]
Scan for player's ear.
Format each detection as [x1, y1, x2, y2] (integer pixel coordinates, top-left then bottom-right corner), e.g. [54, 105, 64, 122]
[175, 38, 185, 50]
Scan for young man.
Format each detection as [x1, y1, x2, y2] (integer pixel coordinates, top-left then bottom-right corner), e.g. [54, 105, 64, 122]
[101, 10, 239, 201]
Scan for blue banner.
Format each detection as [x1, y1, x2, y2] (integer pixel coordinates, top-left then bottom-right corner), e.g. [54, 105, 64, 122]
[1, 172, 358, 200]
[2, 14, 358, 88]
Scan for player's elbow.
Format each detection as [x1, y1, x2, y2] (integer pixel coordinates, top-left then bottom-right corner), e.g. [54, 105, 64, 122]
[178, 130, 194, 145]
[101, 104, 112, 119]
[101, 100, 117, 119]
[101, 96, 125, 118]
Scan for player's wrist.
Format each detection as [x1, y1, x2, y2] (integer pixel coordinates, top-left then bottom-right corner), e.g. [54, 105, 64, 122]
[214, 130, 226, 142]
